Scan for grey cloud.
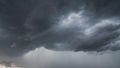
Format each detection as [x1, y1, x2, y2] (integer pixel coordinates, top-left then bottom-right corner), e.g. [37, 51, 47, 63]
[0, 0, 120, 59]
[23, 47, 120, 68]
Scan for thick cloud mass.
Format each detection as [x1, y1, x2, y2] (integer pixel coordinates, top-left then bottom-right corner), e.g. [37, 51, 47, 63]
[0, 0, 120, 58]
[23, 47, 120, 68]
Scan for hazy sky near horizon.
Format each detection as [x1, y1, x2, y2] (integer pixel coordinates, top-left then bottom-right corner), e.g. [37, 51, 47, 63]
[23, 47, 120, 68]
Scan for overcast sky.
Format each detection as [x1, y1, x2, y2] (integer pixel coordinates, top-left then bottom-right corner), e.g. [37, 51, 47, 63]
[0, 0, 120, 68]
[23, 47, 120, 68]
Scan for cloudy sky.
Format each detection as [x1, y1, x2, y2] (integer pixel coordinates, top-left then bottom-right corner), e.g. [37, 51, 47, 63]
[0, 0, 120, 68]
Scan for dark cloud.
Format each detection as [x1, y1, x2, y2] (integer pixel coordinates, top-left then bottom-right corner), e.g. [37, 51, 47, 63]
[0, 0, 120, 59]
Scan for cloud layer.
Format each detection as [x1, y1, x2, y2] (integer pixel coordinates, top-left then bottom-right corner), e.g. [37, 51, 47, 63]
[23, 47, 120, 68]
[0, 0, 120, 58]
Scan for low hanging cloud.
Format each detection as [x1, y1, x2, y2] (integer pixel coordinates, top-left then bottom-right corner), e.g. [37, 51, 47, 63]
[0, 0, 120, 59]
[23, 47, 120, 68]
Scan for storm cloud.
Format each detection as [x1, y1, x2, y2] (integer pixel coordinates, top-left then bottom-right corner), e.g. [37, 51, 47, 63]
[0, 0, 120, 59]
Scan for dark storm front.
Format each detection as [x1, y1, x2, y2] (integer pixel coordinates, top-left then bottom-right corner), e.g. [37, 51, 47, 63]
[0, 0, 120, 68]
